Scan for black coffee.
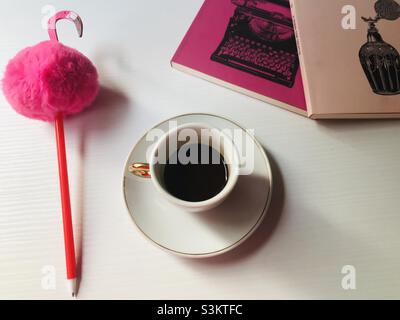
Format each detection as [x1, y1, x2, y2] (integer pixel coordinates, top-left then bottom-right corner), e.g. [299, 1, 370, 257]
[163, 144, 228, 202]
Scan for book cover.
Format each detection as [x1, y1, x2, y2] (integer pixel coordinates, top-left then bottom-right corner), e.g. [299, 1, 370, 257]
[171, 0, 308, 116]
[290, 0, 400, 118]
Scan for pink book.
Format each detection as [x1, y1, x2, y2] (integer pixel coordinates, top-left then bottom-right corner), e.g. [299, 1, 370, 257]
[173, 0, 400, 119]
[171, 0, 308, 116]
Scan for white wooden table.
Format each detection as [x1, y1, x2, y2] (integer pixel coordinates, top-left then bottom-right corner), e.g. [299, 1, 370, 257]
[1, 0, 399, 299]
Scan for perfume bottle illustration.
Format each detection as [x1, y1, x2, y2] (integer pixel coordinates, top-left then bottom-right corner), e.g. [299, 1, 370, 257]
[359, 0, 400, 95]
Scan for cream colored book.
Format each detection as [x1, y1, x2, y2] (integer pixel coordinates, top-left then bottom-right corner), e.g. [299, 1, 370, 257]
[290, 0, 400, 119]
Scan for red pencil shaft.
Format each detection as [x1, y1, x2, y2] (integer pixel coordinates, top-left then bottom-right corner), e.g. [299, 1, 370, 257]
[55, 113, 76, 280]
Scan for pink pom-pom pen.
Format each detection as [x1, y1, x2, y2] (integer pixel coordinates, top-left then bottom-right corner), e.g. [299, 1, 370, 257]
[2, 11, 99, 298]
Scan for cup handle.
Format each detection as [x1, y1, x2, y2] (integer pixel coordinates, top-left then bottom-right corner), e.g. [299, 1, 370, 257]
[129, 163, 151, 178]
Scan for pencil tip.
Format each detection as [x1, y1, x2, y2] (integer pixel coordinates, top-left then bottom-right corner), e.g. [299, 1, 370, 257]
[69, 278, 78, 299]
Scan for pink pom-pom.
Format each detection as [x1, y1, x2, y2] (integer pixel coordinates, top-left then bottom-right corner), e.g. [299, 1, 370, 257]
[2, 40, 99, 122]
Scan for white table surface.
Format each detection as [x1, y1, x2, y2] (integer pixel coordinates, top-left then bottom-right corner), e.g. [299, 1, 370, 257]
[1, 0, 400, 300]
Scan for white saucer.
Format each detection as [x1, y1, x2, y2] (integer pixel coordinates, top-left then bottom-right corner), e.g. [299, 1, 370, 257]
[123, 114, 273, 258]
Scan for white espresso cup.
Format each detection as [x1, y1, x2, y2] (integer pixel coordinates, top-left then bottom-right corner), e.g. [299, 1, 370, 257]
[129, 123, 240, 212]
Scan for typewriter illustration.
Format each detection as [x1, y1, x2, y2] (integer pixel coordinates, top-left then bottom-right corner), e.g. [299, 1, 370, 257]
[211, 0, 299, 88]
